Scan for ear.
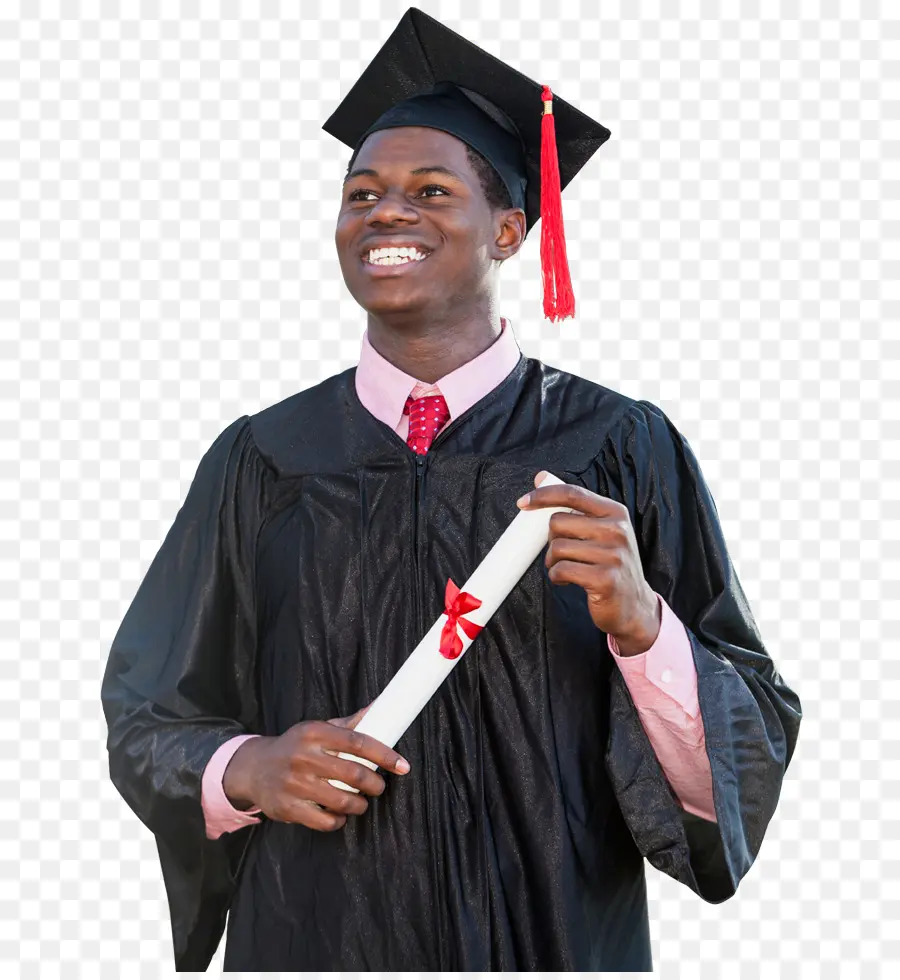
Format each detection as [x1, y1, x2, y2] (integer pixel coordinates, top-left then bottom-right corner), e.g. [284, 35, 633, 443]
[493, 208, 526, 262]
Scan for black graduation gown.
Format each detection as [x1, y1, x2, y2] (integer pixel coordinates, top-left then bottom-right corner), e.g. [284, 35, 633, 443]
[101, 352, 802, 972]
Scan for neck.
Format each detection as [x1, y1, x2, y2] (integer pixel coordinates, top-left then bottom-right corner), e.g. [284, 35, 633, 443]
[365, 304, 502, 385]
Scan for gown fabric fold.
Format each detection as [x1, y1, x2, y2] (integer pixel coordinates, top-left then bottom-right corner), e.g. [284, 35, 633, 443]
[101, 354, 801, 971]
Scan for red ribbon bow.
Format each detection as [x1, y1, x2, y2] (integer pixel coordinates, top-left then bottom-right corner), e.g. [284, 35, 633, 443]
[439, 577, 483, 660]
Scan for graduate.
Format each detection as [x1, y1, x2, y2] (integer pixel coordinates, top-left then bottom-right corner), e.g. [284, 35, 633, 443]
[101, 8, 802, 972]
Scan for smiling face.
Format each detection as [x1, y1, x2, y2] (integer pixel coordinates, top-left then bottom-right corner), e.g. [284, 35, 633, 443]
[335, 126, 525, 320]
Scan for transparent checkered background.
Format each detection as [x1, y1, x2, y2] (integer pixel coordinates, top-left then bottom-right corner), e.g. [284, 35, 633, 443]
[2, 0, 896, 976]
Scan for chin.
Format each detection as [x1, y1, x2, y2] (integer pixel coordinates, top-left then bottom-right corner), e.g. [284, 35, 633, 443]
[353, 286, 432, 315]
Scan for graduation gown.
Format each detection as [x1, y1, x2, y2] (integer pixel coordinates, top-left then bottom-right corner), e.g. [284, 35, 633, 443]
[101, 352, 802, 971]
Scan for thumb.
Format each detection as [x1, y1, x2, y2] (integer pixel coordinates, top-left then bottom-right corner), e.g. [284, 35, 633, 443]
[328, 702, 372, 730]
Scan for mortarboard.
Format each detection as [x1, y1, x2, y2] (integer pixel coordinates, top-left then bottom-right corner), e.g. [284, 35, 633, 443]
[322, 7, 612, 322]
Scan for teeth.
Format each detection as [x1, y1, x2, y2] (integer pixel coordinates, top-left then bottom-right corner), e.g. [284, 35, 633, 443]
[366, 246, 429, 265]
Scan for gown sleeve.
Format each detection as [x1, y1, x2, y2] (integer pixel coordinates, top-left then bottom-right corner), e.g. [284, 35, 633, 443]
[592, 398, 802, 902]
[100, 416, 270, 971]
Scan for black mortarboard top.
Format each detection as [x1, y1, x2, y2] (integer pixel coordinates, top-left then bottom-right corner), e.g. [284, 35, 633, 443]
[322, 7, 612, 322]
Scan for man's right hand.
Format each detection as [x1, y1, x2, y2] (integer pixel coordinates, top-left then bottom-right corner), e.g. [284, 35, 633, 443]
[221, 704, 411, 832]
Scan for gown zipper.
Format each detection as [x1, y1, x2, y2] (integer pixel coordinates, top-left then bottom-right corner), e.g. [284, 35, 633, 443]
[412, 449, 446, 965]
[412, 454, 425, 632]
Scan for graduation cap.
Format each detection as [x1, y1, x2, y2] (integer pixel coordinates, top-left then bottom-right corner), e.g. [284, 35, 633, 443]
[322, 7, 611, 322]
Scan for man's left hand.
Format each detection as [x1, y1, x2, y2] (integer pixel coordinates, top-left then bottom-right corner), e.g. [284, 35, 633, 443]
[517, 470, 662, 656]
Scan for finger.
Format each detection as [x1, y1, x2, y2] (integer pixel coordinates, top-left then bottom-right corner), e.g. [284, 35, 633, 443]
[286, 798, 349, 832]
[312, 755, 388, 797]
[517, 482, 625, 518]
[545, 537, 621, 569]
[314, 722, 411, 775]
[546, 558, 614, 593]
[305, 778, 372, 816]
[546, 512, 629, 543]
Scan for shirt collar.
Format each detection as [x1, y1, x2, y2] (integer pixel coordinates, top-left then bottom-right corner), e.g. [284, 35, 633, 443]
[355, 316, 522, 431]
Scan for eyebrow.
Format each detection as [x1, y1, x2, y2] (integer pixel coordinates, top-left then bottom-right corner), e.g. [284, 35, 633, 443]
[342, 165, 466, 186]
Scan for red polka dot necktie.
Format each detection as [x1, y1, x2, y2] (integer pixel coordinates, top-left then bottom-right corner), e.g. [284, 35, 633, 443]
[403, 392, 451, 455]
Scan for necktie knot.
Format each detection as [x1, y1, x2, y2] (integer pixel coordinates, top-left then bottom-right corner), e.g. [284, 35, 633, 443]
[404, 392, 450, 455]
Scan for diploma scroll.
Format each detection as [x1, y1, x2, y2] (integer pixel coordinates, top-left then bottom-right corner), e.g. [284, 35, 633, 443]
[328, 471, 576, 793]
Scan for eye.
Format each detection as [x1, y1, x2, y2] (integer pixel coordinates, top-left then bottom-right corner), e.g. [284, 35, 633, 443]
[347, 184, 451, 202]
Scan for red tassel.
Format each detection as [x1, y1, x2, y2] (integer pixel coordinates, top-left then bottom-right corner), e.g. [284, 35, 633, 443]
[539, 85, 575, 321]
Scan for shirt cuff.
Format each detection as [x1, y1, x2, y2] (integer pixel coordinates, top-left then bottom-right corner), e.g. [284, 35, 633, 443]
[201, 734, 264, 841]
[608, 592, 700, 719]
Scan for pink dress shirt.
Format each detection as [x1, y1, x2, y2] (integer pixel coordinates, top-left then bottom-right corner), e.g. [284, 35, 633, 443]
[201, 316, 716, 839]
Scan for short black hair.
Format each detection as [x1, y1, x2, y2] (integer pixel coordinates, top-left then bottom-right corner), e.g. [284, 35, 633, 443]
[465, 143, 513, 212]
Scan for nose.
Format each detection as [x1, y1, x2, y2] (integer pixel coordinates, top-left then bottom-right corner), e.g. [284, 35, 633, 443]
[364, 190, 420, 225]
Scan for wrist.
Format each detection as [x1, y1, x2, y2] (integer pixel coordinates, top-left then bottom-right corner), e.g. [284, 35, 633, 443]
[612, 591, 662, 657]
[223, 736, 271, 810]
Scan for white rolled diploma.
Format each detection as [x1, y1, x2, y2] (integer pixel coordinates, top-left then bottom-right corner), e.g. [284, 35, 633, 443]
[328, 470, 576, 793]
